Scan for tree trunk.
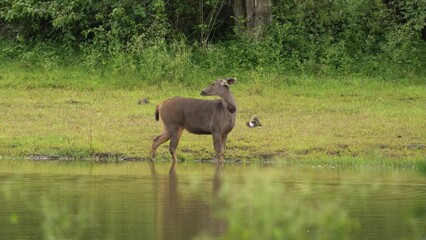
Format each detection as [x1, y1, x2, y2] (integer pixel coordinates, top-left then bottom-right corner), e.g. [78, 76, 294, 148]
[233, 0, 272, 37]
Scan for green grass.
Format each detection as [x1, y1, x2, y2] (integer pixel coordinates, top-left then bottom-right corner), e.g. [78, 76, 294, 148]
[0, 64, 425, 162]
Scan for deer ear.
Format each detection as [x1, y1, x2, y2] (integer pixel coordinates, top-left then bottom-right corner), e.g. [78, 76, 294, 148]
[226, 78, 236, 86]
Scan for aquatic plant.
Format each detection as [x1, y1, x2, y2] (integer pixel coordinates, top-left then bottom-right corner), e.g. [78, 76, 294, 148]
[209, 170, 358, 240]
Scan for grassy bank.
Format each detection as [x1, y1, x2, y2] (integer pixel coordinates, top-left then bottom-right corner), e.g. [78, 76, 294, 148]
[0, 66, 425, 163]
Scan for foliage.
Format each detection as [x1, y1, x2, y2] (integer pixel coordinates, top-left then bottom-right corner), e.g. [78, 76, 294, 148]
[0, 0, 425, 79]
[235, 0, 426, 75]
[418, 160, 426, 175]
[0, 0, 160, 44]
[209, 170, 358, 240]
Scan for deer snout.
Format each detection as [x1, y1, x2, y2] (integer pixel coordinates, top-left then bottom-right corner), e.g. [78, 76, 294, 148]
[200, 91, 207, 96]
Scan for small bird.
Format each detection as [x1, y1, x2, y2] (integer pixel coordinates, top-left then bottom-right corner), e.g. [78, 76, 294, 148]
[138, 98, 150, 105]
[247, 115, 262, 128]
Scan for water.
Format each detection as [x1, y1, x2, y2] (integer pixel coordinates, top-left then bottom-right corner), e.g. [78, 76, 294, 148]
[0, 160, 425, 239]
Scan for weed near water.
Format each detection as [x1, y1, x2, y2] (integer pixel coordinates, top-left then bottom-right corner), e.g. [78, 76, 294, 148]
[196, 166, 426, 240]
[204, 170, 358, 240]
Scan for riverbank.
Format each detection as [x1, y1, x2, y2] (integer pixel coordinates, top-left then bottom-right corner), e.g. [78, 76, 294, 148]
[0, 72, 425, 162]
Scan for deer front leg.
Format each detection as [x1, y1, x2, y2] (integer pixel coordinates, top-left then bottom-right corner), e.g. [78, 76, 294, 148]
[213, 133, 224, 163]
[221, 133, 228, 151]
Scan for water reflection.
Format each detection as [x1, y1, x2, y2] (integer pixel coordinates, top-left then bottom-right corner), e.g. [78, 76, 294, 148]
[213, 163, 223, 198]
[0, 160, 425, 240]
[40, 181, 95, 240]
[148, 161, 225, 240]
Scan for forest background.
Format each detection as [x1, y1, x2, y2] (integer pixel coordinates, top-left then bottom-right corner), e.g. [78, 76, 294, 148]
[1, 0, 425, 86]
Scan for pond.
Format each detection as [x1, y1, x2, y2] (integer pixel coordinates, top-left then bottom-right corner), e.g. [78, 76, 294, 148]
[0, 160, 425, 240]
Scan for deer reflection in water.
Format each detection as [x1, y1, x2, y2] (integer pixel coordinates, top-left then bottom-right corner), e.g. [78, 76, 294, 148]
[148, 161, 226, 240]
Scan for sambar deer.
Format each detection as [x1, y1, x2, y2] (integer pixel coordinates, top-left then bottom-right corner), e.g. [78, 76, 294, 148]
[151, 78, 237, 163]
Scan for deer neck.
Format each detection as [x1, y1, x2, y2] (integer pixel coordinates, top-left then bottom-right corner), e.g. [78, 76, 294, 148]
[220, 90, 236, 114]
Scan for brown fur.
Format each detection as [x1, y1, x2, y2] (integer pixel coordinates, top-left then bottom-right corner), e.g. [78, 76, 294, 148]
[151, 78, 237, 162]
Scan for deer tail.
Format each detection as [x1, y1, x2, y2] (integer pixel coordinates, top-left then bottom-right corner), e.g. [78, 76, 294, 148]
[155, 105, 160, 121]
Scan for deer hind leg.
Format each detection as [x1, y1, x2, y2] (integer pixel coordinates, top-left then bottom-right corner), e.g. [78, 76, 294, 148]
[169, 127, 183, 162]
[213, 133, 224, 163]
[151, 131, 170, 161]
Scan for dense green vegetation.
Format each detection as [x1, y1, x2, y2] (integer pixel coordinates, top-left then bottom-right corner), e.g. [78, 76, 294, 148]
[1, 0, 425, 83]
